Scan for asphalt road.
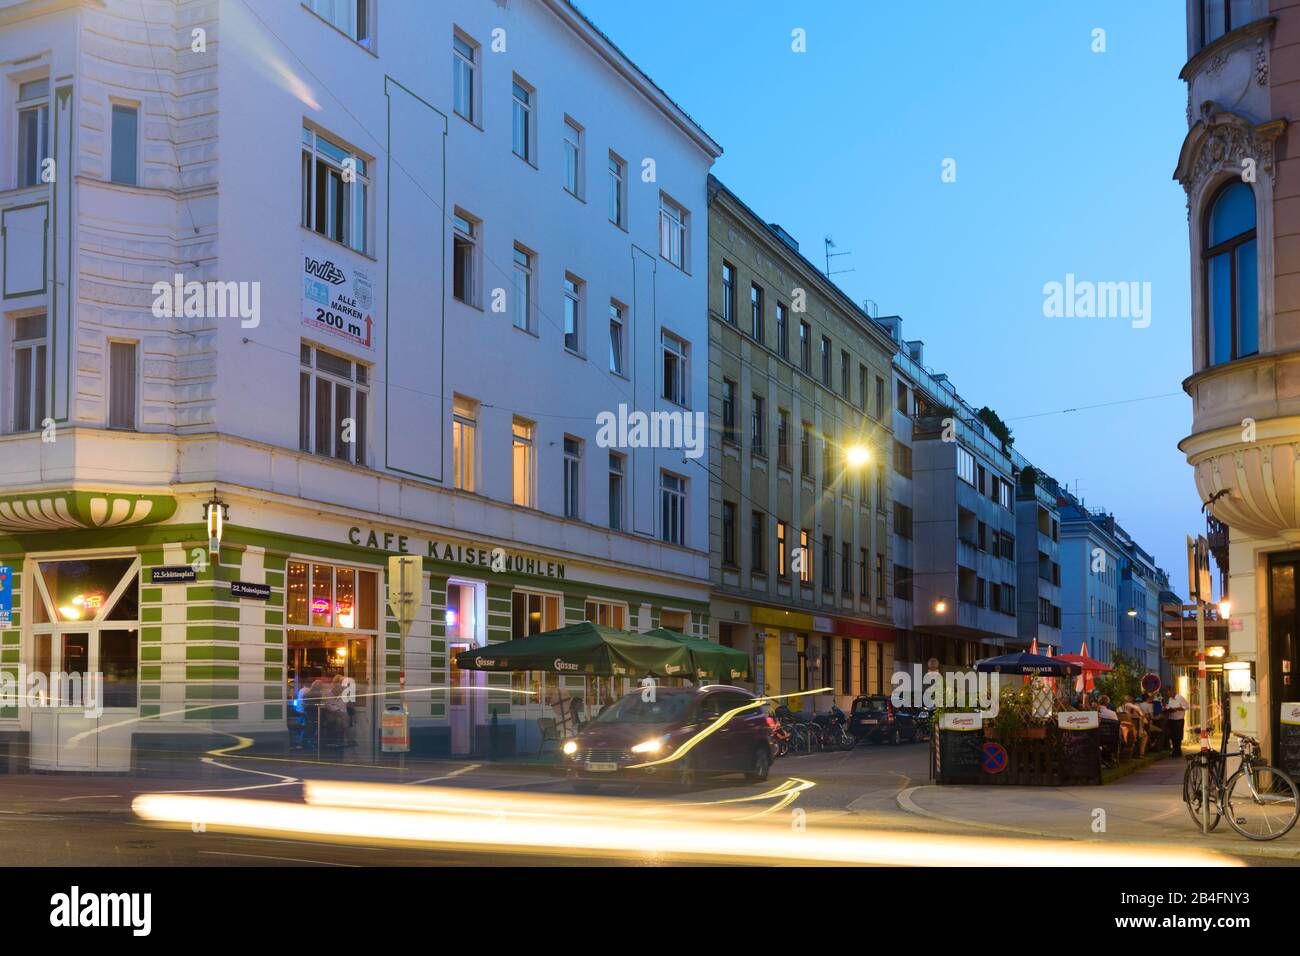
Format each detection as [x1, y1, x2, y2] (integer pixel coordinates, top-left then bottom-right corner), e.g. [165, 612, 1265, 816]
[0, 741, 938, 866]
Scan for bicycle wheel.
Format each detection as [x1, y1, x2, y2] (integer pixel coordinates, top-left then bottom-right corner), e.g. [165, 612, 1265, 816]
[1183, 757, 1222, 832]
[1224, 764, 1300, 841]
[791, 724, 809, 754]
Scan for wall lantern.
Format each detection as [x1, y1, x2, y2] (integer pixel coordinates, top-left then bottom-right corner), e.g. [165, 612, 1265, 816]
[204, 491, 229, 562]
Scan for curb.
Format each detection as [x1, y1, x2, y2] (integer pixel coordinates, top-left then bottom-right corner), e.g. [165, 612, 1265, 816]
[895, 784, 1300, 860]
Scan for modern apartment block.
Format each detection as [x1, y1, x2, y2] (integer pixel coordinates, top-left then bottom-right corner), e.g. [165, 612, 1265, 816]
[706, 177, 896, 711]
[882, 318, 1023, 670]
[0, 0, 720, 770]
[1117, 537, 1167, 675]
[1010, 452, 1064, 651]
[1174, 0, 1300, 763]
[1055, 491, 1124, 664]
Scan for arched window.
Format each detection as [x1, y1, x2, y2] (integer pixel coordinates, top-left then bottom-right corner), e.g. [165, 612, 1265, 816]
[1204, 181, 1258, 366]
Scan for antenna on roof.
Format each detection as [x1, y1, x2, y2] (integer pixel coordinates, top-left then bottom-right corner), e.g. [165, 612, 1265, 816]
[824, 236, 854, 279]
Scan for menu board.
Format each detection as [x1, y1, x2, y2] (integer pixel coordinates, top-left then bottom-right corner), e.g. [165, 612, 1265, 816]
[1060, 726, 1101, 784]
[1279, 704, 1300, 781]
[938, 725, 983, 784]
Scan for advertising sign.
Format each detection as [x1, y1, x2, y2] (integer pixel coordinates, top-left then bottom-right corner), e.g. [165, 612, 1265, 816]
[302, 240, 376, 351]
[941, 712, 983, 731]
[0, 566, 11, 628]
[1058, 710, 1100, 730]
[381, 703, 410, 753]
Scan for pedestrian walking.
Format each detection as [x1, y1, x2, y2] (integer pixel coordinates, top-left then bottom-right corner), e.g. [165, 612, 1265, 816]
[1165, 688, 1189, 757]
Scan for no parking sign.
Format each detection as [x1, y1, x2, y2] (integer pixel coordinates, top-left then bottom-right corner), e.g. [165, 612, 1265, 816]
[980, 741, 1008, 774]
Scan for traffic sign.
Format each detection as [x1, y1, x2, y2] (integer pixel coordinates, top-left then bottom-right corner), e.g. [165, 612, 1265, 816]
[980, 741, 1008, 774]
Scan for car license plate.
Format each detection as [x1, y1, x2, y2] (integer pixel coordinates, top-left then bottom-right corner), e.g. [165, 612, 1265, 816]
[858, 719, 878, 725]
[585, 761, 618, 772]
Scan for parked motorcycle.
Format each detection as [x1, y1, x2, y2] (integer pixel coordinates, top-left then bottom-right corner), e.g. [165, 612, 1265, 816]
[813, 704, 858, 751]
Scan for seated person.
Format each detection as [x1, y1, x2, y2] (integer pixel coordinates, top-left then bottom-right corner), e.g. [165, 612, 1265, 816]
[1097, 694, 1118, 721]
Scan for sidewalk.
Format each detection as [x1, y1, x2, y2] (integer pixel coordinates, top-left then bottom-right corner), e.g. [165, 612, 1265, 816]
[895, 756, 1300, 861]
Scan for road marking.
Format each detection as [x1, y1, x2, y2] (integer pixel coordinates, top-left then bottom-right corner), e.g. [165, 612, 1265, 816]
[198, 850, 358, 867]
[408, 763, 481, 785]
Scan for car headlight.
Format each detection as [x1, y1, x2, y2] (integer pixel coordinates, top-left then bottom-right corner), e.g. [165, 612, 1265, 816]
[562, 740, 578, 755]
[630, 738, 664, 754]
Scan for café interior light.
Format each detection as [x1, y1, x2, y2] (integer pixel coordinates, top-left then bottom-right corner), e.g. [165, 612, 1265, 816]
[1207, 645, 1227, 659]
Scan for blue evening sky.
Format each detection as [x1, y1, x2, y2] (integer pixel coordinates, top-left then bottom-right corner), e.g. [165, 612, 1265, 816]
[578, 0, 1196, 589]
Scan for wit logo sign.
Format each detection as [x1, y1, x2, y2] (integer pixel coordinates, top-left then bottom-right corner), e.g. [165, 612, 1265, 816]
[50, 887, 151, 936]
[302, 240, 376, 350]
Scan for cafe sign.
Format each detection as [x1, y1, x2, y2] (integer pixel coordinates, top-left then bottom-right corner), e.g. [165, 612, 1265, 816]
[1058, 710, 1100, 730]
[348, 527, 566, 580]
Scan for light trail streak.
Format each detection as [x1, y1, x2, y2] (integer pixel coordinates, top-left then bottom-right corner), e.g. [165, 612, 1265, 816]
[132, 782, 1242, 867]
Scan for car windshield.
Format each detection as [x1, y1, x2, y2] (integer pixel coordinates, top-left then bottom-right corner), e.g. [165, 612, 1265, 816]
[853, 698, 889, 715]
[592, 692, 694, 725]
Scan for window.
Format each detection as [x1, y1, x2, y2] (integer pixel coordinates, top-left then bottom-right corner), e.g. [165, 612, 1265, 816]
[751, 284, 764, 342]
[800, 420, 812, 475]
[721, 379, 738, 444]
[721, 262, 737, 324]
[511, 591, 561, 712]
[452, 33, 477, 122]
[110, 103, 139, 186]
[608, 452, 625, 531]
[16, 78, 50, 189]
[820, 336, 832, 386]
[512, 418, 535, 507]
[799, 529, 812, 584]
[659, 194, 687, 269]
[512, 78, 533, 162]
[875, 554, 886, 604]
[956, 446, 975, 485]
[894, 501, 913, 539]
[563, 274, 583, 354]
[777, 408, 791, 468]
[662, 333, 688, 405]
[777, 522, 789, 577]
[821, 535, 832, 591]
[452, 210, 480, 307]
[302, 126, 370, 253]
[608, 301, 626, 375]
[306, 0, 371, 46]
[512, 245, 533, 332]
[894, 564, 912, 602]
[661, 472, 686, 545]
[451, 394, 478, 492]
[721, 501, 737, 566]
[299, 343, 368, 465]
[563, 436, 582, 518]
[799, 321, 811, 372]
[776, 302, 789, 359]
[107, 341, 137, 430]
[585, 599, 627, 629]
[1205, 180, 1258, 366]
[861, 549, 871, 599]
[842, 639, 852, 693]
[822, 432, 835, 485]
[1201, 0, 1255, 46]
[608, 152, 626, 227]
[563, 117, 583, 198]
[998, 479, 1012, 510]
[750, 394, 766, 457]
[859, 365, 869, 412]
[896, 380, 908, 414]
[10, 313, 46, 432]
[875, 376, 885, 421]
[841, 350, 851, 400]
[841, 543, 851, 595]
[893, 440, 912, 478]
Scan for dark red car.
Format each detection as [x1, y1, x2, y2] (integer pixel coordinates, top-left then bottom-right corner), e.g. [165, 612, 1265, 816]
[563, 685, 772, 792]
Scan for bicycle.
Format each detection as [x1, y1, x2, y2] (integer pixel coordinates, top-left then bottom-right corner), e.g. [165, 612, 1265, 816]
[1183, 732, 1300, 841]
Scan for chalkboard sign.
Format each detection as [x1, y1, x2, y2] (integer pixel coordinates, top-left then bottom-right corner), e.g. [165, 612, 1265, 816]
[1060, 727, 1101, 785]
[1279, 704, 1300, 781]
[938, 728, 983, 784]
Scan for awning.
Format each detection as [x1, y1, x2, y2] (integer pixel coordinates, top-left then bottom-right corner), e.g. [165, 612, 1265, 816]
[975, 652, 1081, 676]
[454, 621, 692, 679]
[642, 628, 752, 682]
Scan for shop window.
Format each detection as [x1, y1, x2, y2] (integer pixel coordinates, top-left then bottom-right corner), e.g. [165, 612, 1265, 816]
[36, 558, 135, 623]
[511, 589, 561, 704]
[286, 560, 378, 629]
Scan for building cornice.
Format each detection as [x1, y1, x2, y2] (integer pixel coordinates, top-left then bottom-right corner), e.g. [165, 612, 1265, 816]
[0, 0, 99, 28]
[540, 0, 722, 160]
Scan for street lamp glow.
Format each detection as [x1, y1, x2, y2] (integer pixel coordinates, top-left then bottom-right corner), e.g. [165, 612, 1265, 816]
[1126, 608, 1137, 618]
[1218, 599, 1231, 620]
[845, 445, 870, 468]
[934, 600, 947, 614]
